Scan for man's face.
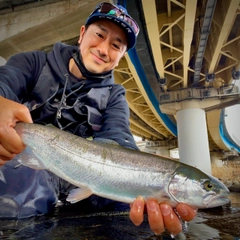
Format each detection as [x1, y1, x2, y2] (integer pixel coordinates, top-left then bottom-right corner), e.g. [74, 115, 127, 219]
[78, 19, 127, 74]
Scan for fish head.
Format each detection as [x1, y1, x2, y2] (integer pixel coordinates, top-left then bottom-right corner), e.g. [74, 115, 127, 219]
[168, 165, 230, 209]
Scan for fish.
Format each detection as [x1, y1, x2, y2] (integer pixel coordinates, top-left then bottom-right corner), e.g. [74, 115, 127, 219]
[14, 122, 230, 209]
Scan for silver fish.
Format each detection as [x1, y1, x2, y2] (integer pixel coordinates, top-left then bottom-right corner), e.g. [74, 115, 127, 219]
[15, 123, 229, 208]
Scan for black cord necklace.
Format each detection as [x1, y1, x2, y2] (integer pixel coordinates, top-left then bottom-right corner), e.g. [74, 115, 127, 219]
[72, 50, 112, 81]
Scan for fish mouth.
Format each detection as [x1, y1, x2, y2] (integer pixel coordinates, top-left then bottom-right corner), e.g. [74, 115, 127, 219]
[203, 193, 230, 208]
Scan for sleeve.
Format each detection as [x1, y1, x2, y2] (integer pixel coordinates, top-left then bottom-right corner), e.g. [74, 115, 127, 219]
[0, 51, 47, 103]
[93, 85, 139, 151]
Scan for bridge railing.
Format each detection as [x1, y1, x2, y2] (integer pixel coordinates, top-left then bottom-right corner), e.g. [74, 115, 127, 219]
[159, 84, 240, 104]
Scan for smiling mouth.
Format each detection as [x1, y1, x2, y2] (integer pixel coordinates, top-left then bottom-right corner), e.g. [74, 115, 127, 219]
[91, 53, 107, 64]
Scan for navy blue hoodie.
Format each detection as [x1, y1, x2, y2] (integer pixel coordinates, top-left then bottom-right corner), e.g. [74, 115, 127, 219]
[0, 42, 138, 150]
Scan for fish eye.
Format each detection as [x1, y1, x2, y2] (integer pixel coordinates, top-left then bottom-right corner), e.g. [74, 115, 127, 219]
[204, 180, 214, 191]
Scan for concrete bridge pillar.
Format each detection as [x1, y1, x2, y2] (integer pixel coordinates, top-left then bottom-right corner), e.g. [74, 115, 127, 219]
[176, 108, 212, 174]
[155, 146, 170, 158]
[160, 88, 240, 175]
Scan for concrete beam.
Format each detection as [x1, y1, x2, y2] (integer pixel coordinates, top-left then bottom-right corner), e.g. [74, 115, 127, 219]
[0, 0, 104, 59]
[124, 54, 174, 138]
[0, 0, 91, 42]
[207, 110, 229, 151]
[182, 0, 197, 87]
[160, 96, 240, 115]
[208, 0, 240, 72]
[141, 0, 164, 77]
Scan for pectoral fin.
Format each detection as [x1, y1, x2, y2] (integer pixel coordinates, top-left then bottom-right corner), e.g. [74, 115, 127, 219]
[66, 187, 93, 204]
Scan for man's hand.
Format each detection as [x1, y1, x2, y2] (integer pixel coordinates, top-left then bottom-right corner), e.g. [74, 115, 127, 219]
[0, 96, 32, 165]
[129, 197, 197, 236]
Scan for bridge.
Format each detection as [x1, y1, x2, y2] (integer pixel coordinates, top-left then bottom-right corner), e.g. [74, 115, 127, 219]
[0, 0, 240, 173]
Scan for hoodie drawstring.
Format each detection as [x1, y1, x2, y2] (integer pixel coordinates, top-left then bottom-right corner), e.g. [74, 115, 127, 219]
[55, 73, 84, 130]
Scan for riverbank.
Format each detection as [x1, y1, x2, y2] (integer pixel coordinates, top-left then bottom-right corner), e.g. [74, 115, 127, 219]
[212, 160, 240, 192]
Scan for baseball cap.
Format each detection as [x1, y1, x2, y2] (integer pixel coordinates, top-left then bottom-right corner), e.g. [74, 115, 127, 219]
[85, 2, 139, 50]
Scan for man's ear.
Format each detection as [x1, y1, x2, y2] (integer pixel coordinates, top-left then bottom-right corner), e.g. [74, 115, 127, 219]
[78, 25, 86, 45]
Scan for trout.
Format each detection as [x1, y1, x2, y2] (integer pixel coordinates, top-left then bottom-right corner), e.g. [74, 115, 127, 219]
[15, 123, 229, 208]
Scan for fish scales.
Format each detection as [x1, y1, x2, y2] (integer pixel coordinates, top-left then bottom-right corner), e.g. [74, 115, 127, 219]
[21, 126, 175, 202]
[14, 123, 230, 208]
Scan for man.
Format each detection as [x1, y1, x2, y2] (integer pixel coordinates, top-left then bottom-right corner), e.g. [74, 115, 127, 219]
[0, 2, 196, 236]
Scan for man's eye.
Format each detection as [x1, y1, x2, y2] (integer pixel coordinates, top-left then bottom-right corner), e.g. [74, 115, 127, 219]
[96, 33, 103, 38]
[113, 44, 120, 50]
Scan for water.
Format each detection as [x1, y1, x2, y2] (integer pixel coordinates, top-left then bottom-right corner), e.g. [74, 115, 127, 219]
[0, 193, 239, 240]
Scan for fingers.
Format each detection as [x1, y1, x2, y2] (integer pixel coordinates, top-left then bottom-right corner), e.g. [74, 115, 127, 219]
[147, 203, 196, 236]
[0, 158, 8, 166]
[0, 126, 26, 157]
[0, 143, 17, 160]
[0, 96, 33, 126]
[0, 97, 33, 162]
[130, 199, 197, 237]
[159, 203, 182, 236]
[13, 104, 33, 125]
[129, 196, 144, 226]
[146, 199, 164, 235]
[176, 203, 198, 222]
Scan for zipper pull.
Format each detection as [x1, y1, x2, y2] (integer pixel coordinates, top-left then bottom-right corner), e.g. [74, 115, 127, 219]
[57, 109, 61, 119]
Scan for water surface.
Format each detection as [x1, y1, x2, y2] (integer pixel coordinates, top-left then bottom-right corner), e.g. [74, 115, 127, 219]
[0, 193, 239, 239]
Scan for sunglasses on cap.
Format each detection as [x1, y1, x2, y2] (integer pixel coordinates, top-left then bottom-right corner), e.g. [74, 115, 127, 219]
[90, 2, 139, 36]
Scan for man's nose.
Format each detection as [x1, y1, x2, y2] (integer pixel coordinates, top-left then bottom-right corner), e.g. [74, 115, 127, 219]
[97, 40, 109, 56]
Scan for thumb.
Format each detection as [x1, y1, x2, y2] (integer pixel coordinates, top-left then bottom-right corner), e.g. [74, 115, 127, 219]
[13, 104, 33, 125]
